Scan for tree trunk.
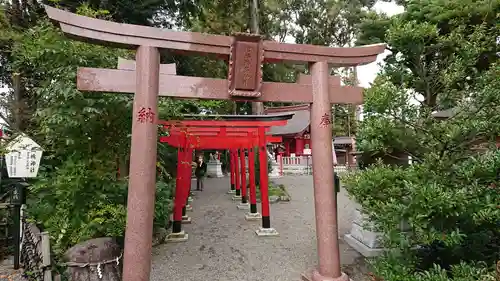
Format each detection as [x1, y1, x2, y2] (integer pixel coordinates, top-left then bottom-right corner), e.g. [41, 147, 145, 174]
[13, 73, 22, 130]
[250, 0, 264, 115]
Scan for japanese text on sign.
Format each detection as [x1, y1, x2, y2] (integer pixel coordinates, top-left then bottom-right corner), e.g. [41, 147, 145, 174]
[241, 47, 253, 88]
[28, 152, 37, 173]
[319, 113, 332, 127]
[137, 107, 156, 124]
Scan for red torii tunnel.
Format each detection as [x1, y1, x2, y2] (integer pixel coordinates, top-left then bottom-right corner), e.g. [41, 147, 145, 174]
[159, 114, 292, 239]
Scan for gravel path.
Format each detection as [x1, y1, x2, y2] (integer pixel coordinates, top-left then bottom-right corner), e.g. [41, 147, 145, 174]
[150, 175, 364, 281]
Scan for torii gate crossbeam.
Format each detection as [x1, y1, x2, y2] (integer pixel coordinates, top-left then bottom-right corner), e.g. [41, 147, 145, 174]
[161, 127, 283, 240]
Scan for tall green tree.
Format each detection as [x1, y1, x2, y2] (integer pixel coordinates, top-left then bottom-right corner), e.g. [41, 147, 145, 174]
[290, 0, 377, 136]
[345, 1, 500, 280]
[0, 3, 181, 256]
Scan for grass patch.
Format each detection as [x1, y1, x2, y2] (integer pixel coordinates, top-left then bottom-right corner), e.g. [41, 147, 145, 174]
[256, 183, 291, 201]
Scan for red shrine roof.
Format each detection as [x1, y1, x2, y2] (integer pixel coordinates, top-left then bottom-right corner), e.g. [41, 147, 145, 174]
[265, 104, 355, 146]
[264, 104, 311, 136]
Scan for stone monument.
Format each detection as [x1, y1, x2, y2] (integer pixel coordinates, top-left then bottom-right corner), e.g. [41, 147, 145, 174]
[343, 207, 384, 257]
[207, 152, 224, 178]
[344, 205, 410, 257]
[267, 149, 281, 178]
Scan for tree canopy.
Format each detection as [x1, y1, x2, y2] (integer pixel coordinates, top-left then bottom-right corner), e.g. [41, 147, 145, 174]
[346, 0, 500, 279]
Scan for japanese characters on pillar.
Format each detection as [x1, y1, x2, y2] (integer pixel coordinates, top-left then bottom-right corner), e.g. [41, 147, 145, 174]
[228, 33, 264, 98]
[319, 113, 332, 128]
[137, 107, 156, 123]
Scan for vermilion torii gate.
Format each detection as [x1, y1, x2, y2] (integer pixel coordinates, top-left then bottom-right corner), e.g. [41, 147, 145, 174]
[44, 5, 385, 281]
[161, 129, 284, 237]
[161, 115, 289, 234]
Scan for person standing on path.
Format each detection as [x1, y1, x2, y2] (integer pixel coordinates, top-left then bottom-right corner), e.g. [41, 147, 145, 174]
[332, 143, 340, 193]
[195, 155, 207, 191]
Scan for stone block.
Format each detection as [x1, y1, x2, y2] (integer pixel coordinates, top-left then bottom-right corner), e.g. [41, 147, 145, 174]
[269, 195, 280, 203]
[181, 216, 192, 224]
[349, 222, 383, 249]
[245, 212, 262, 221]
[185, 205, 193, 211]
[236, 202, 250, 210]
[255, 227, 279, 237]
[279, 195, 290, 202]
[231, 195, 242, 201]
[227, 189, 236, 194]
[344, 234, 384, 258]
[166, 231, 189, 243]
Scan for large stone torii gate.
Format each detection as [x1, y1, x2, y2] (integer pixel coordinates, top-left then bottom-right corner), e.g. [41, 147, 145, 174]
[44, 5, 385, 281]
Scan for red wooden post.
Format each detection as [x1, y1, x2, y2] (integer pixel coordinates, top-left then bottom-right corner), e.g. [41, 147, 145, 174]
[245, 147, 261, 220]
[233, 149, 242, 200]
[172, 148, 184, 233]
[296, 138, 305, 155]
[181, 148, 192, 224]
[237, 148, 250, 209]
[166, 131, 189, 243]
[256, 127, 277, 236]
[228, 149, 236, 194]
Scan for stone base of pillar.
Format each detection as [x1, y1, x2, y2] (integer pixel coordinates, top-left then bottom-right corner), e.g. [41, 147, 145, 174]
[245, 212, 262, 221]
[301, 269, 350, 281]
[255, 227, 279, 237]
[236, 202, 250, 210]
[227, 190, 236, 194]
[185, 205, 193, 211]
[165, 231, 189, 243]
[188, 197, 193, 203]
[231, 195, 242, 201]
[181, 216, 192, 224]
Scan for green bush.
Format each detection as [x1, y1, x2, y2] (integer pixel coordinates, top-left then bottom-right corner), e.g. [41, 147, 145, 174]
[344, 150, 500, 279]
[370, 255, 496, 281]
[27, 156, 128, 256]
[27, 156, 174, 256]
[255, 182, 289, 198]
[154, 180, 174, 229]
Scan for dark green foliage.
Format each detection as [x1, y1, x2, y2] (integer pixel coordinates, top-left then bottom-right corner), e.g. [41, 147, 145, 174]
[153, 181, 174, 230]
[345, 1, 500, 279]
[27, 157, 128, 256]
[0, 7, 180, 260]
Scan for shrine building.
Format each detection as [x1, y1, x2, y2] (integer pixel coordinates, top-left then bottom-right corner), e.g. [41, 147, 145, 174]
[265, 104, 356, 167]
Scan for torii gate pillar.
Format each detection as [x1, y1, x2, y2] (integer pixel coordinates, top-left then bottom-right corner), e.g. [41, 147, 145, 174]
[308, 62, 347, 281]
[122, 46, 160, 281]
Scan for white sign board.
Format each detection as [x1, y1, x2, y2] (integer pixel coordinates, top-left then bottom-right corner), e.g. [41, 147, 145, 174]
[5, 134, 43, 178]
[303, 148, 311, 155]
